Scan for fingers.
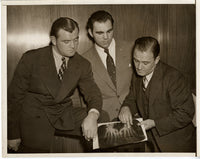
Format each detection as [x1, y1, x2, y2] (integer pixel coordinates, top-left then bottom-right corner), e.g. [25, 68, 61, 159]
[13, 146, 19, 152]
[82, 125, 90, 141]
[82, 129, 90, 141]
[140, 119, 155, 130]
[138, 121, 143, 126]
[83, 129, 97, 141]
[129, 113, 133, 125]
[119, 113, 126, 123]
[119, 115, 131, 128]
[82, 124, 97, 141]
[119, 107, 133, 128]
[8, 144, 19, 151]
[8, 139, 21, 152]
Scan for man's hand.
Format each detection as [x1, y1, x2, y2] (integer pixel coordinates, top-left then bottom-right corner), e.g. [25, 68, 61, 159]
[138, 119, 155, 130]
[118, 106, 133, 128]
[8, 138, 21, 151]
[81, 111, 98, 141]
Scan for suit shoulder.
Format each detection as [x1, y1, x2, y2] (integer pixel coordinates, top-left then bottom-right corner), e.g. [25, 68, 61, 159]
[22, 46, 50, 59]
[82, 47, 95, 59]
[159, 62, 184, 82]
[74, 53, 91, 66]
[161, 62, 182, 75]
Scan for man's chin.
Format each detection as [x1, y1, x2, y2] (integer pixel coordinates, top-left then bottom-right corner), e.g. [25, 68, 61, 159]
[66, 52, 76, 57]
[136, 71, 145, 77]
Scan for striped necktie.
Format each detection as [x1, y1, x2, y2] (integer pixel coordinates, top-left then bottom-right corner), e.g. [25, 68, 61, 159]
[104, 48, 116, 87]
[58, 56, 66, 81]
[143, 76, 148, 91]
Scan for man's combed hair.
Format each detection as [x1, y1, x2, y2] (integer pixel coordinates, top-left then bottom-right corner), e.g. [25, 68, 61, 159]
[86, 10, 114, 31]
[133, 36, 160, 58]
[50, 17, 79, 37]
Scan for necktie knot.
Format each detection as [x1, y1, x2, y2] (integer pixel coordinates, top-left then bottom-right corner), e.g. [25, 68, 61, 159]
[61, 56, 66, 62]
[143, 76, 148, 90]
[104, 48, 109, 54]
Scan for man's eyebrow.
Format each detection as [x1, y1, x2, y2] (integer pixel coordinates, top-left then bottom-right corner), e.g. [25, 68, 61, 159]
[107, 28, 113, 32]
[95, 28, 113, 34]
[133, 58, 151, 63]
[62, 36, 79, 41]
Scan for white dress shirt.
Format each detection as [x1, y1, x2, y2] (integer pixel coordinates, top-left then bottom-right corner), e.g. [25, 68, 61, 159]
[144, 71, 154, 88]
[52, 46, 69, 73]
[95, 38, 116, 69]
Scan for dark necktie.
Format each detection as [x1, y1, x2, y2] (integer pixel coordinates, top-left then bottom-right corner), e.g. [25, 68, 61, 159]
[58, 56, 66, 81]
[104, 48, 116, 87]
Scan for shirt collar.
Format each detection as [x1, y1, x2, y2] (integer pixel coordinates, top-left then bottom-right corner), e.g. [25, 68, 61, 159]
[52, 46, 70, 62]
[145, 71, 154, 82]
[95, 38, 115, 52]
[52, 46, 64, 59]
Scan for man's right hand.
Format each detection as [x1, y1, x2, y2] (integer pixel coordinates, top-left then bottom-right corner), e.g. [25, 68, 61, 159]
[8, 138, 21, 151]
[118, 106, 133, 128]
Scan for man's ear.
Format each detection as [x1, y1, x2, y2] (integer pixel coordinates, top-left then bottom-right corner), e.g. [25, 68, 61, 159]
[155, 55, 160, 65]
[88, 29, 93, 38]
[50, 36, 56, 46]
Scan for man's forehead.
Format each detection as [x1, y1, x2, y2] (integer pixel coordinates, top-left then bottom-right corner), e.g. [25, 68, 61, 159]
[134, 49, 154, 59]
[57, 28, 79, 37]
[58, 27, 78, 33]
[135, 48, 153, 55]
[93, 20, 112, 28]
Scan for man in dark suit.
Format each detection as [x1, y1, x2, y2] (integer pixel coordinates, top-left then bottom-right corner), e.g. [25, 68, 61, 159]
[119, 36, 196, 152]
[7, 17, 103, 153]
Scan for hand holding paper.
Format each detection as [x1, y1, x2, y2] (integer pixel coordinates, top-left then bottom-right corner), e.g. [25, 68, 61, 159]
[81, 111, 99, 141]
[138, 119, 155, 130]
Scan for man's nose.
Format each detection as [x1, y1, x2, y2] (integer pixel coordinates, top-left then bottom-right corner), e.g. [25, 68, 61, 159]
[138, 63, 142, 69]
[103, 33, 108, 39]
[70, 41, 75, 48]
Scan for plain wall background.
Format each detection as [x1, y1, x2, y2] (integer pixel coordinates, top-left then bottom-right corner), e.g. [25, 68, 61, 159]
[7, 4, 196, 90]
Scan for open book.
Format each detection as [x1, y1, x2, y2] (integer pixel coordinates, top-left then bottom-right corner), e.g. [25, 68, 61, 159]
[93, 118, 147, 149]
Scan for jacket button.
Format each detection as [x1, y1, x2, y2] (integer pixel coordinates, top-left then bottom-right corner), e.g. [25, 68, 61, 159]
[36, 115, 40, 118]
[116, 108, 119, 111]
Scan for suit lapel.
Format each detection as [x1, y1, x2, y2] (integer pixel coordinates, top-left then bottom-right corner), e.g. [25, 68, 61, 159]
[149, 62, 163, 107]
[136, 78, 146, 118]
[55, 53, 80, 102]
[40, 46, 61, 98]
[90, 47, 116, 91]
[115, 41, 130, 90]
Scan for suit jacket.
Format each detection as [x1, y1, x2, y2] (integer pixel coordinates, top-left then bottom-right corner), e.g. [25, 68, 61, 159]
[122, 61, 196, 152]
[82, 40, 133, 120]
[8, 46, 102, 151]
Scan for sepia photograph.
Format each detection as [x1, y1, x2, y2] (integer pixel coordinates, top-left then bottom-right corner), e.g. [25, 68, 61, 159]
[1, 0, 198, 158]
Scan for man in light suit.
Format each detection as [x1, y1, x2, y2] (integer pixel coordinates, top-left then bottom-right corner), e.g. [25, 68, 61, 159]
[119, 36, 196, 152]
[82, 10, 144, 152]
[7, 17, 103, 153]
[83, 10, 133, 121]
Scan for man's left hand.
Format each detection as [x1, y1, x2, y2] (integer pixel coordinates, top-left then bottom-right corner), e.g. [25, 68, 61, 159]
[138, 119, 155, 130]
[81, 111, 98, 141]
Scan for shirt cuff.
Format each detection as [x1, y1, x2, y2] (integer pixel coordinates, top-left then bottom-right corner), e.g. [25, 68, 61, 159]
[88, 108, 100, 118]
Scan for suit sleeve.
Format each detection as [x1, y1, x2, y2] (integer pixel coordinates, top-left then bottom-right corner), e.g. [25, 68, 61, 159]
[154, 72, 195, 136]
[78, 61, 102, 113]
[8, 53, 31, 139]
[121, 76, 139, 115]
